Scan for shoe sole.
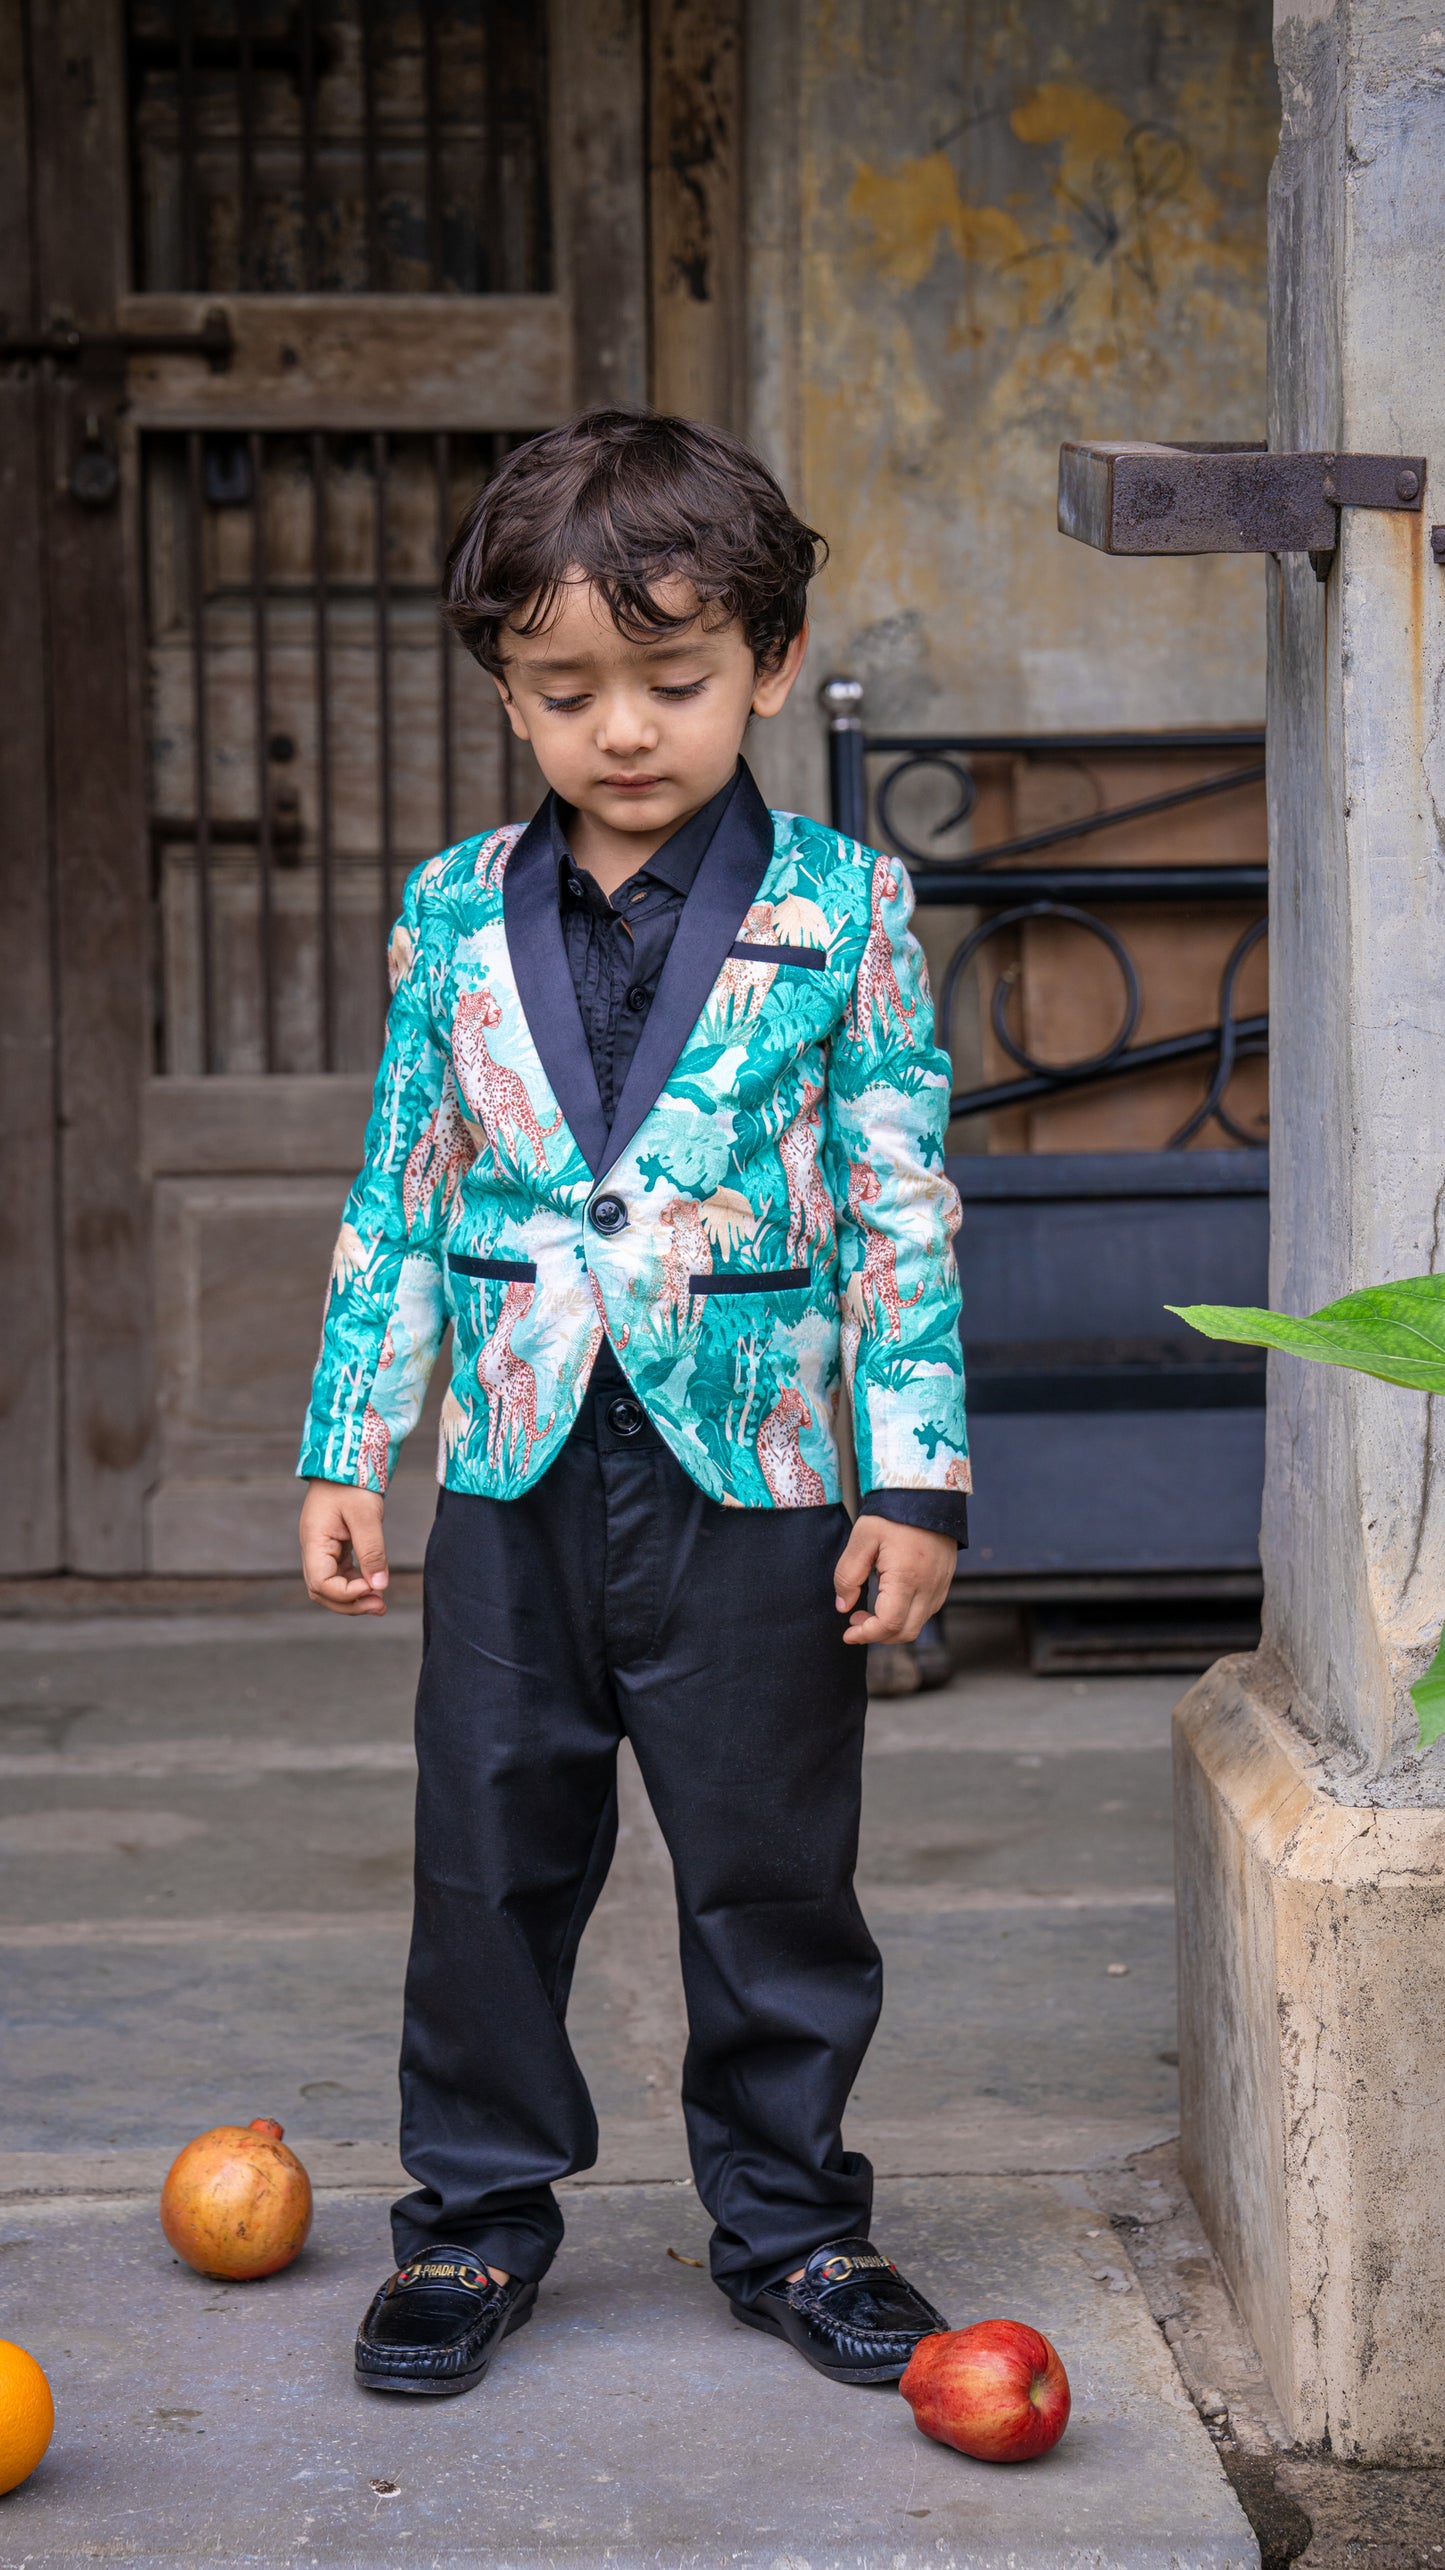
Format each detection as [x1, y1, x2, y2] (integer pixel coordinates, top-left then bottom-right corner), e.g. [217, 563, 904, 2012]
[728, 2294, 913, 2386]
[355, 2279, 537, 2397]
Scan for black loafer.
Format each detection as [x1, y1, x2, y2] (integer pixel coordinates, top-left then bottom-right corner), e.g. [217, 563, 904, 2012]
[355, 2247, 537, 2396]
[730, 2236, 948, 2385]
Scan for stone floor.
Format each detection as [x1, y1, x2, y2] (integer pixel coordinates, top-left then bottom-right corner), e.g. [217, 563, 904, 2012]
[0, 1604, 1260, 2567]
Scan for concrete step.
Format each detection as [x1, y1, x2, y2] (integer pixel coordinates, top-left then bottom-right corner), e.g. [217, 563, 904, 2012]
[0, 2174, 1257, 2569]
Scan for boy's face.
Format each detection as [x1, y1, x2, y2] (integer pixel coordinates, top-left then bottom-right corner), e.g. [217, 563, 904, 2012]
[493, 575, 806, 846]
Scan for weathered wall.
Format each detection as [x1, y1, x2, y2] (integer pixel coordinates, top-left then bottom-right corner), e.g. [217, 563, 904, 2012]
[745, 0, 1279, 820]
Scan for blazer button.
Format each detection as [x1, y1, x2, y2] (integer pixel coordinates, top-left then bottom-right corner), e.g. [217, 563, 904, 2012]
[589, 1194, 628, 1234]
[606, 1395, 645, 1437]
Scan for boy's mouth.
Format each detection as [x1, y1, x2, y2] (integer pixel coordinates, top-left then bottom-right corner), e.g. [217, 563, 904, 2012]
[602, 772, 665, 793]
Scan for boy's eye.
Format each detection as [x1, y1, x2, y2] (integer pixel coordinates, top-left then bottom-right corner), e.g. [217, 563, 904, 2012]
[655, 680, 706, 700]
[538, 692, 590, 713]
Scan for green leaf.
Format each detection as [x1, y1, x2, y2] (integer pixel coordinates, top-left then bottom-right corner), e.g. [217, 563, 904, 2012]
[1411, 1623, 1445, 1750]
[1165, 1276, 1445, 1397]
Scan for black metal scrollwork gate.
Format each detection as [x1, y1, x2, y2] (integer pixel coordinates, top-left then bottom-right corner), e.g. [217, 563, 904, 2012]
[819, 677, 1271, 1617]
[821, 675, 1267, 1148]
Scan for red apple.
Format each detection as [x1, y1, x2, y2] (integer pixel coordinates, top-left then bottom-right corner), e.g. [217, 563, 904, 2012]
[900, 2320, 1070, 2462]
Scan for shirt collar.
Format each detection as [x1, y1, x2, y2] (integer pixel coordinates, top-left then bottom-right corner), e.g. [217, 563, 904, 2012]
[548, 763, 742, 907]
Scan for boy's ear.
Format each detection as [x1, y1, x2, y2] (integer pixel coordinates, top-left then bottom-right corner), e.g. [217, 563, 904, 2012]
[491, 671, 531, 742]
[750, 618, 809, 721]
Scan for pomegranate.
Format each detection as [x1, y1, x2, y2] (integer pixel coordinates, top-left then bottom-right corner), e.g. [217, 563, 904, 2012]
[160, 2118, 313, 2280]
[901, 2320, 1070, 2462]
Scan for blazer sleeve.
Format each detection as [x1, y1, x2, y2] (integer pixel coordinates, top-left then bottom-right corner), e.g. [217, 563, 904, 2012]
[823, 853, 970, 1510]
[297, 862, 451, 1492]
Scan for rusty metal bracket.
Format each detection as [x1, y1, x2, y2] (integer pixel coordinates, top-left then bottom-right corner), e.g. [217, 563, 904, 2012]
[1058, 441, 1425, 573]
[0, 308, 235, 373]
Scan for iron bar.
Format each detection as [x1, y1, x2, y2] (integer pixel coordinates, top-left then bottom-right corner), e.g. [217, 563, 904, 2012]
[176, 0, 199, 293]
[909, 864, 1268, 907]
[493, 433, 517, 813]
[435, 432, 455, 846]
[360, 0, 382, 290]
[248, 433, 277, 1072]
[151, 813, 302, 848]
[864, 727, 1267, 757]
[132, 26, 315, 72]
[373, 431, 395, 945]
[237, 0, 257, 290]
[1168, 918, 1270, 1149]
[934, 762, 1266, 871]
[484, 0, 503, 291]
[0, 311, 235, 368]
[185, 433, 215, 1073]
[299, 0, 320, 291]
[950, 1016, 1268, 1122]
[423, 3, 445, 290]
[821, 677, 866, 840]
[312, 432, 336, 1071]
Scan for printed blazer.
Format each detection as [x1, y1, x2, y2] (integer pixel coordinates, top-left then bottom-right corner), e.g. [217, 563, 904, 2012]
[298, 766, 969, 1511]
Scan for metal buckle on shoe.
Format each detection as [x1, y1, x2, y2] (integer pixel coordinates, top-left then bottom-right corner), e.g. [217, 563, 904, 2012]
[394, 2259, 486, 2292]
[819, 2251, 894, 2283]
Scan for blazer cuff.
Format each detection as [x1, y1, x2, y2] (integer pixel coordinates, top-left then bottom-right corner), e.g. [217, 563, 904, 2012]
[858, 1488, 968, 1547]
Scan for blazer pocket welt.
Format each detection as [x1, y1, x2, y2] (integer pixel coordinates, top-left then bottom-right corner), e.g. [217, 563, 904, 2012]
[727, 941, 828, 969]
[689, 1267, 811, 1296]
[448, 1253, 538, 1282]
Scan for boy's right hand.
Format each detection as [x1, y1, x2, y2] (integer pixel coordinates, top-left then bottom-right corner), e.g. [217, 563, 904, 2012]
[299, 1479, 390, 1616]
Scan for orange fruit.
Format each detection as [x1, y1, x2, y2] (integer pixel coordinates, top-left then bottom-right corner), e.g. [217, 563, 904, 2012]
[0, 2340, 54, 2495]
[160, 2117, 313, 2281]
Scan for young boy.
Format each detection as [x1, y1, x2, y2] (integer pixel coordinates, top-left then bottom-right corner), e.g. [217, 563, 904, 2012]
[298, 410, 970, 2397]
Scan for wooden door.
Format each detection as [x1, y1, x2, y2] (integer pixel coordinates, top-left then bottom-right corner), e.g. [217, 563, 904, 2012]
[3, 0, 646, 1573]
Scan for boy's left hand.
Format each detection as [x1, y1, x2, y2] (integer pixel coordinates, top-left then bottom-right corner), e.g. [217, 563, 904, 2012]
[834, 1516, 957, 1646]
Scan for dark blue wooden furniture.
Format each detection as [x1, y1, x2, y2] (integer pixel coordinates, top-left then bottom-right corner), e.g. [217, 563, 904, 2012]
[951, 1150, 1267, 1585]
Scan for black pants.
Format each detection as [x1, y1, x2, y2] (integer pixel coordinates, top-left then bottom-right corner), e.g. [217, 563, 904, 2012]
[392, 1350, 879, 2304]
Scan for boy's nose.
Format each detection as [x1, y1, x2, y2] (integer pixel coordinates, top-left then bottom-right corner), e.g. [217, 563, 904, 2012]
[594, 695, 659, 754]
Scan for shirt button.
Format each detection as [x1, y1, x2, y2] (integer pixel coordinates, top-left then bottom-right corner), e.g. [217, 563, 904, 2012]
[589, 1194, 628, 1234]
[625, 985, 648, 1013]
[567, 877, 583, 897]
[606, 1395, 645, 1438]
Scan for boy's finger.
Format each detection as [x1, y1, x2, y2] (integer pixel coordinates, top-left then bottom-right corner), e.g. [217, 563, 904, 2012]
[832, 1523, 879, 1611]
[351, 1529, 389, 1592]
[838, 1562, 915, 1644]
[304, 1564, 382, 1612]
[312, 1573, 387, 1615]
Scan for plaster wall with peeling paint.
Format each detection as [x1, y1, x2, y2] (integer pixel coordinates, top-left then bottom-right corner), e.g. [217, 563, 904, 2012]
[746, 0, 1280, 814]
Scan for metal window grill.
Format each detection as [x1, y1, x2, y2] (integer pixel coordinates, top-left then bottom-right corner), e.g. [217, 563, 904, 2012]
[821, 680, 1268, 1151]
[127, 0, 551, 295]
[144, 427, 539, 1075]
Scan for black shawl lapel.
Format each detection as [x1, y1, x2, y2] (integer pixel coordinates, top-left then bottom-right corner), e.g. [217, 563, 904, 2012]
[501, 801, 610, 1178]
[602, 762, 777, 1175]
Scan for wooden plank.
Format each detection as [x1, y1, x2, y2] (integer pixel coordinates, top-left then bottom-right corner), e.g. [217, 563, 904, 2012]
[552, 0, 647, 407]
[145, 1171, 446, 1573]
[0, 0, 61, 1569]
[142, 1077, 373, 1176]
[122, 295, 572, 431]
[28, 0, 154, 1569]
[648, 0, 745, 428]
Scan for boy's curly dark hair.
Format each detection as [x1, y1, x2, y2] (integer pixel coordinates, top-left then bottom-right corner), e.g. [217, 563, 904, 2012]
[444, 408, 826, 678]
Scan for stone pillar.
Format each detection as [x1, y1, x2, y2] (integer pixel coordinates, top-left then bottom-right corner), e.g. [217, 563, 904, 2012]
[1174, 0, 1445, 2460]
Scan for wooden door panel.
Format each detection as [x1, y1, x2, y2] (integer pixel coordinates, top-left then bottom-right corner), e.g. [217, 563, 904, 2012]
[15, 0, 646, 1573]
[123, 293, 571, 428]
[26, 0, 156, 1571]
[148, 1167, 446, 1574]
[0, 3, 61, 1570]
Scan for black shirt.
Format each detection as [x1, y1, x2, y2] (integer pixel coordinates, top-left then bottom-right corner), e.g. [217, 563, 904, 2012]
[550, 779, 967, 1547]
[552, 769, 735, 1129]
